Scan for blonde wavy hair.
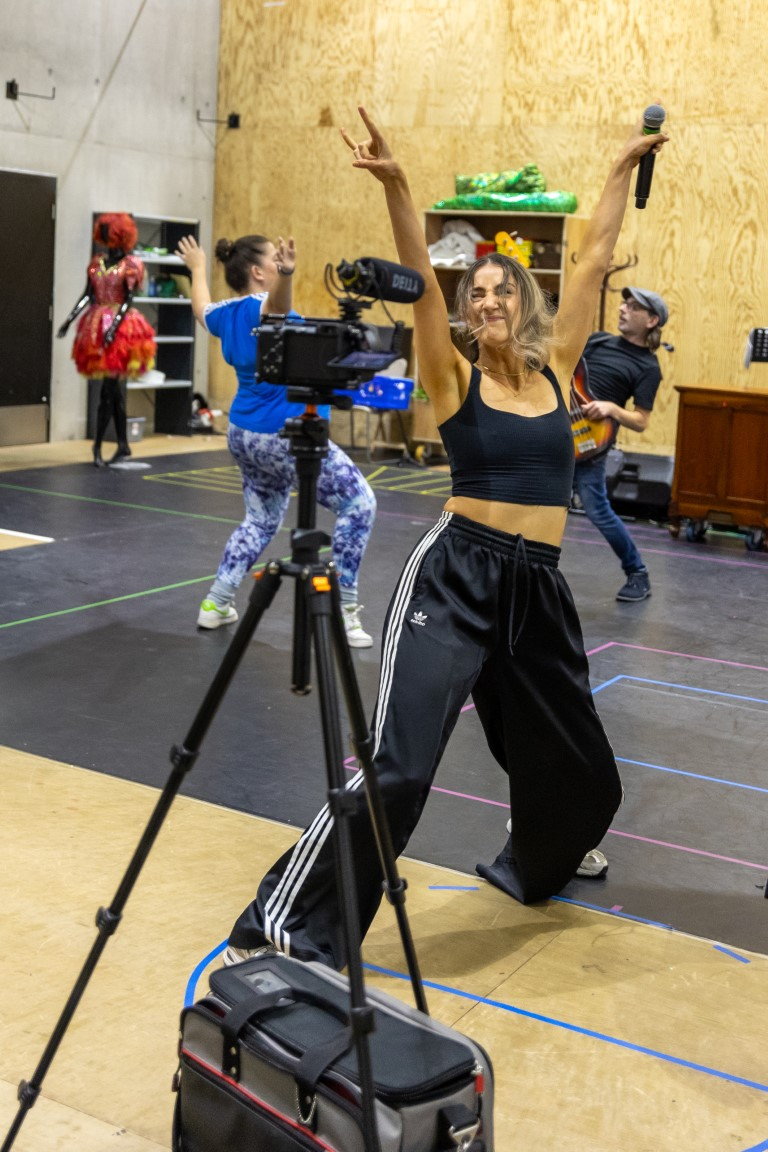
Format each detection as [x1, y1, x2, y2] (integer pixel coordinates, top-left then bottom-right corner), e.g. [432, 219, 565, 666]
[452, 253, 557, 371]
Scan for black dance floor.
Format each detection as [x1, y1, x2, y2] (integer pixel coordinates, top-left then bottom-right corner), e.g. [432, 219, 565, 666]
[2, 449, 768, 954]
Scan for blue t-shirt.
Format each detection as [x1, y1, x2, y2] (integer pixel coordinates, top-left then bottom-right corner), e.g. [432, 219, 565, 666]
[204, 293, 330, 433]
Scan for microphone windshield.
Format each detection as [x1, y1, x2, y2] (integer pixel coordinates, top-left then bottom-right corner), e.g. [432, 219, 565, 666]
[337, 257, 425, 304]
[642, 104, 666, 132]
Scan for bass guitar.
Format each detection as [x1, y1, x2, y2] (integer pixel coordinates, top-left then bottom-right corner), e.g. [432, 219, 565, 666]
[570, 356, 618, 463]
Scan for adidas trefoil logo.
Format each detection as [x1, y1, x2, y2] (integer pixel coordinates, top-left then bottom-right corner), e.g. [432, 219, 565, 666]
[410, 610, 428, 627]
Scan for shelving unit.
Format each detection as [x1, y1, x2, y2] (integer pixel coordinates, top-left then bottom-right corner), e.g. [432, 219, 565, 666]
[424, 209, 585, 316]
[87, 212, 200, 438]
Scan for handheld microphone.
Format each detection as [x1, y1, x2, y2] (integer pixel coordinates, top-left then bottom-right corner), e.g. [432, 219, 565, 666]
[634, 104, 665, 210]
[336, 257, 425, 304]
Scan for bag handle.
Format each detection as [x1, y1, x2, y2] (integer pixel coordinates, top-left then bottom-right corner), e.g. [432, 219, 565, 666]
[220, 984, 351, 1082]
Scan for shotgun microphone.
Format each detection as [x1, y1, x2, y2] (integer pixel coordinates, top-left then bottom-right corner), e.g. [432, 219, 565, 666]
[336, 257, 425, 304]
[634, 104, 666, 210]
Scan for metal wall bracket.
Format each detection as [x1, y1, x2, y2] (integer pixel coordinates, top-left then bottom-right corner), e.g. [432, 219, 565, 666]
[6, 79, 56, 101]
[196, 110, 240, 128]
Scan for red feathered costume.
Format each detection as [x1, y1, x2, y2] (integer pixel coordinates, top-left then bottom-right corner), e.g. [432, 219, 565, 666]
[71, 214, 156, 379]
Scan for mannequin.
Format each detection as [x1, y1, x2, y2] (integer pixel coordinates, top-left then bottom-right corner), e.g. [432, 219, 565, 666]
[58, 213, 156, 466]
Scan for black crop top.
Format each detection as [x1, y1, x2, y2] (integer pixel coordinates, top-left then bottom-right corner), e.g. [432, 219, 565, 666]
[439, 364, 574, 506]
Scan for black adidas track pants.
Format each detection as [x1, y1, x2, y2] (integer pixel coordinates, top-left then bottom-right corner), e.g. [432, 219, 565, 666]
[230, 512, 623, 968]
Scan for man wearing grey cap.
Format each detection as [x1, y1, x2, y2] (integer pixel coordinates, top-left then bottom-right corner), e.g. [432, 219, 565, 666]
[573, 286, 668, 602]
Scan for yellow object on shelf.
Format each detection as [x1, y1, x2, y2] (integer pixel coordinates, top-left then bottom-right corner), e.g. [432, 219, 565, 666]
[494, 231, 532, 267]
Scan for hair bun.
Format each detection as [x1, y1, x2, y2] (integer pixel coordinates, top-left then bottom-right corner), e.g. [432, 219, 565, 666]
[214, 238, 235, 263]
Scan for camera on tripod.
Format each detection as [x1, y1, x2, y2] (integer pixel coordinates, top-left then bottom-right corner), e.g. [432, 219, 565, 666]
[256, 256, 424, 407]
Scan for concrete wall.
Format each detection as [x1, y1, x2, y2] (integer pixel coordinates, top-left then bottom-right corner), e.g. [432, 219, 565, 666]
[0, 0, 221, 441]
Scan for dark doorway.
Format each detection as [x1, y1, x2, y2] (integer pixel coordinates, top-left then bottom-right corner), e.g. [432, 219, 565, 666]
[0, 168, 56, 445]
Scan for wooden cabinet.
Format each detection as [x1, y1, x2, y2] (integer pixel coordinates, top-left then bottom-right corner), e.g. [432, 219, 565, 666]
[87, 212, 200, 438]
[668, 385, 768, 547]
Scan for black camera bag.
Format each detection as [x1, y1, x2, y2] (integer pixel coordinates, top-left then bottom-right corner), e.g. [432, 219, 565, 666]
[173, 952, 493, 1152]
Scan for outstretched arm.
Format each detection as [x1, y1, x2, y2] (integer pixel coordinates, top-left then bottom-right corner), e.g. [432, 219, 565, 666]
[551, 119, 670, 386]
[175, 235, 211, 328]
[56, 282, 92, 338]
[264, 235, 296, 317]
[340, 107, 466, 421]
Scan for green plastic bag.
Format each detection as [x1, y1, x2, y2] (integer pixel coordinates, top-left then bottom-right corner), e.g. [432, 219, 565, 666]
[454, 164, 546, 196]
[432, 190, 578, 214]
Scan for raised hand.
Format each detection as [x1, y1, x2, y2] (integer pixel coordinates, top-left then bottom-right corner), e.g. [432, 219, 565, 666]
[340, 106, 401, 183]
[175, 234, 207, 273]
[619, 117, 670, 169]
[275, 235, 296, 275]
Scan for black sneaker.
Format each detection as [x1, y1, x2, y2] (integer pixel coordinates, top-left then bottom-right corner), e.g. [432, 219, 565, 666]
[616, 569, 651, 602]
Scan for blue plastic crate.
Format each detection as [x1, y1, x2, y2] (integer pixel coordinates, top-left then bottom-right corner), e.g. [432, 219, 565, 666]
[349, 375, 414, 410]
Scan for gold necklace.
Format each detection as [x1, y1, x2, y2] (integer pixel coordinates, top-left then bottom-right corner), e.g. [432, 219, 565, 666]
[477, 363, 527, 378]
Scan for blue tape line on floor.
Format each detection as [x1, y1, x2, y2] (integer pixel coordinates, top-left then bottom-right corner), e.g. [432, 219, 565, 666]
[428, 884, 480, 890]
[616, 755, 768, 795]
[713, 945, 751, 963]
[625, 675, 768, 707]
[185, 941, 226, 1006]
[552, 894, 673, 929]
[362, 962, 768, 1095]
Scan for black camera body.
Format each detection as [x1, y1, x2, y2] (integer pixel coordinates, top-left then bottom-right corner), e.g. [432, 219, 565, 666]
[257, 315, 398, 391]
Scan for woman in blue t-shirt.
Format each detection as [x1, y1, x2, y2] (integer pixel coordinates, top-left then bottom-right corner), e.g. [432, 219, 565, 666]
[176, 233, 376, 646]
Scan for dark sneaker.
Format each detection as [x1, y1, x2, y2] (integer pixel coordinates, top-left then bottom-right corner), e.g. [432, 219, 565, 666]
[616, 569, 651, 602]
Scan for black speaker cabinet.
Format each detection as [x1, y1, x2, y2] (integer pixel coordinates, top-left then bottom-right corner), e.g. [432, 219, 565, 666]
[609, 450, 675, 520]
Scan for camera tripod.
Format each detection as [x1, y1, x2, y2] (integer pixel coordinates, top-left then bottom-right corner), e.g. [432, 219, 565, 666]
[2, 395, 427, 1152]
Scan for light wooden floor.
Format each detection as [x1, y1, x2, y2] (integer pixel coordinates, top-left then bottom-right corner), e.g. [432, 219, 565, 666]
[0, 434, 227, 475]
[2, 746, 767, 1152]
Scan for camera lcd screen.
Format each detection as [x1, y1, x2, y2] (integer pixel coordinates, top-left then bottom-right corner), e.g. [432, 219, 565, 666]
[332, 351, 398, 370]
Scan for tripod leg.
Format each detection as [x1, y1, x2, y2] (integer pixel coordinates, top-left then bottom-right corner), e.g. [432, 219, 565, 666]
[0, 565, 286, 1152]
[306, 574, 382, 1152]
[291, 578, 312, 695]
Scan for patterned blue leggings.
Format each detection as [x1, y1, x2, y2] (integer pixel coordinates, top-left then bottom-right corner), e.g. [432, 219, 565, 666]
[213, 423, 376, 597]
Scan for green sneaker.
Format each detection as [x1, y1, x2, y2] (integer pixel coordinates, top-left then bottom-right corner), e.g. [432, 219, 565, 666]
[197, 598, 238, 630]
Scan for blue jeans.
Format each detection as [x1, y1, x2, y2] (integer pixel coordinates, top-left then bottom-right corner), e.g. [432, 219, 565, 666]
[573, 455, 644, 575]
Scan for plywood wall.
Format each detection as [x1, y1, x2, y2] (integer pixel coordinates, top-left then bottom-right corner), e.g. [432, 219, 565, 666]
[211, 0, 768, 454]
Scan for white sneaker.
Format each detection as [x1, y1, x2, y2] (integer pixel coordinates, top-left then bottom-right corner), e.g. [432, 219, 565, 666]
[342, 604, 373, 648]
[576, 849, 609, 878]
[197, 598, 239, 629]
[222, 943, 278, 967]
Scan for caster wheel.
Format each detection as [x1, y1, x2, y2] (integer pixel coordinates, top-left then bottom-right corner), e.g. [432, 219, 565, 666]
[745, 528, 765, 552]
[685, 519, 708, 543]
